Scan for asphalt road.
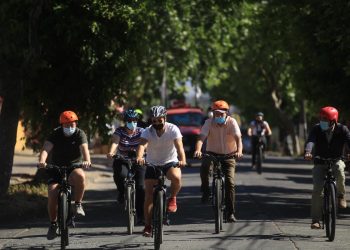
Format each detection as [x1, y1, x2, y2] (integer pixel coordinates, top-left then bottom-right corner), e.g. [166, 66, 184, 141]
[1, 154, 350, 250]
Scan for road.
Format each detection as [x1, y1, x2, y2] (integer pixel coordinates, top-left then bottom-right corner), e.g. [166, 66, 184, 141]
[1, 154, 350, 249]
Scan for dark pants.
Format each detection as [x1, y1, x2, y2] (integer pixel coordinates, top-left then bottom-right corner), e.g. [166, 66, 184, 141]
[251, 136, 266, 165]
[200, 155, 236, 214]
[113, 159, 145, 219]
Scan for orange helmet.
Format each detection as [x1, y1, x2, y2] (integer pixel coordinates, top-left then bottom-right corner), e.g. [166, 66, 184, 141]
[59, 111, 78, 124]
[211, 100, 229, 111]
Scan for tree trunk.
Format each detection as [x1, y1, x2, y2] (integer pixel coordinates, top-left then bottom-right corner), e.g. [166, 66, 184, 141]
[0, 81, 21, 196]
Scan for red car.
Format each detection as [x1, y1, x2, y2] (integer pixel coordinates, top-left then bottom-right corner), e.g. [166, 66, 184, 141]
[167, 106, 204, 158]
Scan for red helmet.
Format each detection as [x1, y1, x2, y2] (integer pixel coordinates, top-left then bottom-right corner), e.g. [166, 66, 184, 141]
[211, 100, 229, 111]
[59, 111, 78, 124]
[319, 106, 338, 122]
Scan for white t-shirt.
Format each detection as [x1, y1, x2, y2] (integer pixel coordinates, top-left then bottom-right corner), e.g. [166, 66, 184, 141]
[141, 122, 182, 165]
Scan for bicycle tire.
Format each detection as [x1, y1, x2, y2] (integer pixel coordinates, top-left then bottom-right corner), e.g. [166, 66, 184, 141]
[214, 178, 222, 234]
[324, 183, 336, 241]
[154, 190, 163, 250]
[59, 192, 69, 249]
[126, 185, 135, 235]
[256, 146, 263, 174]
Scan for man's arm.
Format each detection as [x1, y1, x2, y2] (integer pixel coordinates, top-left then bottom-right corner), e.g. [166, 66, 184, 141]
[38, 141, 54, 167]
[265, 122, 272, 136]
[194, 134, 206, 158]
[80, 143, 91, 168]
[136, 138, 148, 165]
[234, 134, 243, 159]
[174, 138, 186, 167]
[107, 134, 120, 158]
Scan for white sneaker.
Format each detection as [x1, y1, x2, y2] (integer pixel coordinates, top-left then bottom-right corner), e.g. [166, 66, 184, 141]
[75, 203, 85, 216]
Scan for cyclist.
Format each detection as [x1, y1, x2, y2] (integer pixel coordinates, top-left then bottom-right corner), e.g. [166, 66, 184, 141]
[38, 111, 91, 240]
[107, 108, 146, 224]
[136, 105, 186, 237]
[304, 106, 350, 229]
[194, 100, 243, 222]
[247, 112, 272, 168]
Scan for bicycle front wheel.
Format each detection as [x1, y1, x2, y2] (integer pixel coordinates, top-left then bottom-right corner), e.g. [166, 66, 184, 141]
[153, 190, 163, 250]
[59, 192, 69, 249]
[214, 178, 223, 234]
[126, 185, 135, 235]
[324, 183, 336, 241]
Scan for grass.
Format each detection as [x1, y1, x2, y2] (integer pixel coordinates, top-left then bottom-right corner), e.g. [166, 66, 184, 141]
[0, 182, 48, 222]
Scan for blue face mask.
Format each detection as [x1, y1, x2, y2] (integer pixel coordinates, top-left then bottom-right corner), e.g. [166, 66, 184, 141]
[126, 122, 137, 130]
[214, 117, 226, 124]
[320, 121, 329, 131]
[63, 127, 76, 136]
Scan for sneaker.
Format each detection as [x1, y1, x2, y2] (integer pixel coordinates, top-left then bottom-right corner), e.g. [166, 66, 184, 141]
[311, 220, 321, 229]
[75, 203, 86, 217]
[251, 164, 256, 170]
[143, 225, 152, 237]
[227, 213, 237, 223]
[167, 197, 177, 213]
[46, 223, 58, 240]
[338, 197, 347, 209]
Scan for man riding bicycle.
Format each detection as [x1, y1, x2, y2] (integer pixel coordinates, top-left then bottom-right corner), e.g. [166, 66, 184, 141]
[304, 106, 350, 229]
[38, 111, 91, 240]
[136, 106, 186, 237]
[194, 100, 243, 222]
[107, 108, 145, 224]
[247, 112, 272, 169]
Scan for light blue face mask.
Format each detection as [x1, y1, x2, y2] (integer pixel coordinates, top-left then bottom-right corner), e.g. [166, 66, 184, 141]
[214, 117, 226, 124]
[126, 122, 137, 130]
[320, 121, 330, 131]
[63, 126, 76, 136]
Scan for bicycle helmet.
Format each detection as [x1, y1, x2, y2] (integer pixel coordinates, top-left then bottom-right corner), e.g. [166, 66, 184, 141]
[59, 111, 78, 124]
[135, 109, 143, 116]
[149, 106, 167, 118]
[123, 109, 139, 121]
[256, 112, 264, 117]
[320, 106, 338, 122]
[211, 100, 229, 111]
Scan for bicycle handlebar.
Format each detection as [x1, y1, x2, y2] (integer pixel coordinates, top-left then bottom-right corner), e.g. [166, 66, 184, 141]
[44, 163, 84, 170]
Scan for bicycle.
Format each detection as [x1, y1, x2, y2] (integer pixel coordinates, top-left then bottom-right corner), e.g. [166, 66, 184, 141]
[113, 154, 137, 235]
[148, 162, 179, 250]
[254, 134, 264, 174]
[45, 163, 82, 250]
[314, 156, 342, 242]
[202, 153, 234, 234]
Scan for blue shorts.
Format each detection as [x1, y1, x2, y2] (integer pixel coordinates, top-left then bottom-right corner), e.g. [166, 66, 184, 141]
[145, 161, 178, 179]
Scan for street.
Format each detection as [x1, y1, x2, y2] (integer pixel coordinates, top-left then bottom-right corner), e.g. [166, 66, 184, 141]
[1, 154, 350, 249]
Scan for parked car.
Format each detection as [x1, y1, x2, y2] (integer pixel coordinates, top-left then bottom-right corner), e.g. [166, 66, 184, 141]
[167, 106, 204, 158]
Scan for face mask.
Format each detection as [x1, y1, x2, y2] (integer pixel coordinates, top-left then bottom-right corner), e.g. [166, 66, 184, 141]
[214, 117, 225, 124]
[152, 123, 164, 130]
[63, 127, 76, 136]
[126, 122, 137, 130]
[320, 121, 330, 131]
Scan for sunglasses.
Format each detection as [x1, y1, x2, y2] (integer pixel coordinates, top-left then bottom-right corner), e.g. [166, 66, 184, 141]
[151, 118, 164, 124]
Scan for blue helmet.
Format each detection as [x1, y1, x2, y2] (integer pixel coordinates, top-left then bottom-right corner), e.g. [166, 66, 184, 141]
[123, 109, 139, 121]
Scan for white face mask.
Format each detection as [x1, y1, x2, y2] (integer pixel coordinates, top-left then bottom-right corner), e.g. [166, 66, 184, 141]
[63, 127, 76, 136]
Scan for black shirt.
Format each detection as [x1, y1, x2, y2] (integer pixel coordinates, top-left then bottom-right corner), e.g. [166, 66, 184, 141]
[47, 127, 88, 166]
[306, 123, 350, 159]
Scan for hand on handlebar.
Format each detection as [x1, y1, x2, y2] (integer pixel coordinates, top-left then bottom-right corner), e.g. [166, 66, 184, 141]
[81, 161, 91, 169]
[193, 150, 202, 159]
[106, 152, 115, 159]
[136, 157, 145, 166]
[37, 162, 47, 168]
[234, 152, 243, 159]
[178, 160, 187, 168]
[304, 152, 312, 161]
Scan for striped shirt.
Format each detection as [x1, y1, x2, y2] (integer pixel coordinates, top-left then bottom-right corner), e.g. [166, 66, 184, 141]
[114, 127, 144, 158]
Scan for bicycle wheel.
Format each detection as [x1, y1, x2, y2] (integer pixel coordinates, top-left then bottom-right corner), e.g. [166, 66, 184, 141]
[256, 146, 263, 174]
[324, 183, 336, 241]
[126, 185, 135, 235]
[214, 178, 222, 234]
[153, 191, 163, 250]
[59, 192, 69, 249]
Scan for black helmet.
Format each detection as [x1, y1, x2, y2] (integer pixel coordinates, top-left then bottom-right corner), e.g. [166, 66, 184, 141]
[149, 106, 167, 118]
[123, 109, 139, 121]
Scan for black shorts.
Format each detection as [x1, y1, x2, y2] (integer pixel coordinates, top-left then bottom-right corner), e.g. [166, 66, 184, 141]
[145, 161, 178, 180]
[47, 168, 75, 185]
